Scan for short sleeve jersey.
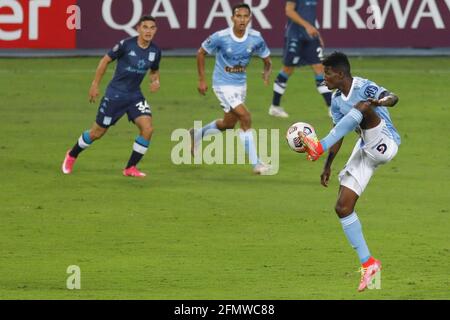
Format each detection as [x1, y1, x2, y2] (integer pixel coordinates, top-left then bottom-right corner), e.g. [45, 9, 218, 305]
[201, 28, 270, 87]
[105, 37, 161, 99]
[331, 77, 401, 145]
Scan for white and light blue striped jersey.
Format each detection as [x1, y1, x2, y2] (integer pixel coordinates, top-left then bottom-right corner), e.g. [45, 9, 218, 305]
[331, 77, 401, 145]
[201, 28, 270, 87]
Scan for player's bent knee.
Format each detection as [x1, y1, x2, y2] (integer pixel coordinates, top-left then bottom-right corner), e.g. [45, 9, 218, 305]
[239, 113, 252, 127]
[140, 127, 154, 139]
[335, 203, 354, 217]
[223, 122, 235, 130]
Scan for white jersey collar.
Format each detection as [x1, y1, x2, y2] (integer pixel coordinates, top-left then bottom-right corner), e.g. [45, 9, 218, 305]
[229, 27, 249, 43]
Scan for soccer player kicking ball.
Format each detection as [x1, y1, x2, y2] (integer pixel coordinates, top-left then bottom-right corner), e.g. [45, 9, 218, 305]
[299, 52, 400, 291]
[62, 16, 161, 177]
[192, 3, 273, 175]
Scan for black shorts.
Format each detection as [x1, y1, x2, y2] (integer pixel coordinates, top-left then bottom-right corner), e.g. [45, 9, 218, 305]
[282, 37, 323, 67]
[95, 96, 152, 128]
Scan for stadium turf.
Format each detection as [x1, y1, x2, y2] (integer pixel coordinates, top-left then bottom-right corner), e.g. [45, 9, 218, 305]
[0, 57, 449, 299]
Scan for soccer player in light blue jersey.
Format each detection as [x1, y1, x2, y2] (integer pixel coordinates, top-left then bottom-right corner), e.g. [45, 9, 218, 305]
[191, 3, 273, 174]
[269, 0, 332, 118]
[299, 52, 400, 292]
[62, 16, 161, 178]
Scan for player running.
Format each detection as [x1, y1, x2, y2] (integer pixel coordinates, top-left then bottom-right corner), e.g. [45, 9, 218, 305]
[192, 3, 273, 175]
[62, 16, 161, 178]
[269, 0, 331, 118]
[299, 52, 400, 291]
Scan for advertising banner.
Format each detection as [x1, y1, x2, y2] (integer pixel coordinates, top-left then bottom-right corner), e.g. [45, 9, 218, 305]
[1, 0, 450, 49]
[0, 0, 77, 49]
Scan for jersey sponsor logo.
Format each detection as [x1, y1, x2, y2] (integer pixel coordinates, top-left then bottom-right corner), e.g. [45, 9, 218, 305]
[149, 52, 156, 61]
[364, 85, 378, 98]
[128, 50, 137, 56]
[225, 65, 246, 73]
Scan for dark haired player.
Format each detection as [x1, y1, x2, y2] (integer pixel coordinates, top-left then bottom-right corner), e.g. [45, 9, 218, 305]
[269, 0, 331, 118]
[300, 52, 400, 291]
[192, 3, 273, 174]
[62, 16, 161, 177]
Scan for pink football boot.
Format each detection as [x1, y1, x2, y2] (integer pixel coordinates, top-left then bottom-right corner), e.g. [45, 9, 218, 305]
[123, 166, 146, 178]
[62, 150, 77, 174]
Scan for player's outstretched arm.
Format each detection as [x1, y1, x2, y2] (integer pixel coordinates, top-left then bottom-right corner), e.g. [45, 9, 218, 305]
[197, 47, 208, 96]
[89, 55, 112, 103]
[149, 69, 160, 93]
[321, 137, 344, 187]
[285, 1, 319, 38]
[368, 92, 399, 108]
[262, 56, 272, 86]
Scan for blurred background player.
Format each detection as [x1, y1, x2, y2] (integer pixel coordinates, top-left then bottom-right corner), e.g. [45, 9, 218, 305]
[299, 52, 400, 291]
[268, 0, 332, 118]
[192, 3, 273, 175]
[61, 16, 161, 178]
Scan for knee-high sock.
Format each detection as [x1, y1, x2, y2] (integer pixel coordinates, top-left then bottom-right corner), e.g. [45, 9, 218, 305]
[126, 136, 150, 169]
[196, 120, 220, 143]
[340, 212, 371, 264]
[272, 71, 289, 107]
[69, 130, 93, 158]
[239, 130, 259, 166]
[320, 108, 363, 151]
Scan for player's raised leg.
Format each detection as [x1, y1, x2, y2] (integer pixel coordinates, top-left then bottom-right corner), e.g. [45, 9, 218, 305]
[123, 115, 153, 178]
[62, 123, 107, 174]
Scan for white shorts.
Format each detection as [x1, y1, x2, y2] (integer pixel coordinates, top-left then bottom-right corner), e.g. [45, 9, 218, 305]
[213, 85, 247, 113]
[339, 120, 399, 196]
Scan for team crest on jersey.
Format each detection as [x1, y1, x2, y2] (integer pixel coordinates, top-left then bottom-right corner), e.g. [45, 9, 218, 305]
[149, 52, 156, 62]
[364, 85, 378, 98]
[246, 46, 253, 53]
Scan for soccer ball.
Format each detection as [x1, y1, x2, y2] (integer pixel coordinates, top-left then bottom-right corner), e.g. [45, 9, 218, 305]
[286, 122, 317, 153]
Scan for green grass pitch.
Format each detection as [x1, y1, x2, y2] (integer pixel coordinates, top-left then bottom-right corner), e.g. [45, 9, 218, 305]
[0, 56, 449, 299]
